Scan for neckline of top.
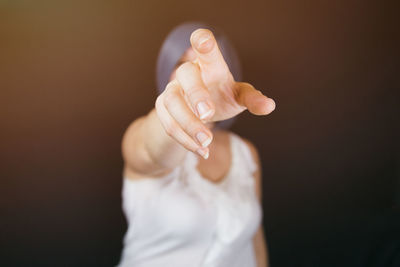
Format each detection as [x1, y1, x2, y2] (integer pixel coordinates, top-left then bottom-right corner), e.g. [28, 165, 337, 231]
[190, 132, 237, 186]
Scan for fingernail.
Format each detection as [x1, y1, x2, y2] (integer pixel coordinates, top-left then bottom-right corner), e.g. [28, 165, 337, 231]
[196, 132, 212, 148]
[198, 35, 210, 47]
[197, 148, 209, 159]
[197, 101, 212, 120]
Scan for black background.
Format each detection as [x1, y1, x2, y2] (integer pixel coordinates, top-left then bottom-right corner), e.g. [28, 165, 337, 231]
[0, 0, 399, 266]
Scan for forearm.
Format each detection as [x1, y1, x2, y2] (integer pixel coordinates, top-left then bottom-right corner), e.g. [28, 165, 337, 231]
[254, 227, 269, 267]
[122, 108, 188, 176]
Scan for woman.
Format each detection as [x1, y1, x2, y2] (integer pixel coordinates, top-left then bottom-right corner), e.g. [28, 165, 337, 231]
[118, 22, 276, 267]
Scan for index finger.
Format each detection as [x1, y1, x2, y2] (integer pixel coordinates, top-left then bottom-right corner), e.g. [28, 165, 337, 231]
[190, 29, 230, 73]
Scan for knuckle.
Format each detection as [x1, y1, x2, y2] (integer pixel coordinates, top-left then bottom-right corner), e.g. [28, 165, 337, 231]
[176, 62, 194, 77]
[164, 121, 176, 137]
[240, 82, 252, 88]
[190, 122, 205, 136]
[186, 145, 198, 153]
[244, 82, 257, 92]
[181, 136, 199, 152]
[163, 91, 178, 109]
[165, 80, 178, 92]
[175, 63, 186, 76]
[185, 86, 208, 101]
[155, 95, 163, 109]
[187, 120, 204, 135]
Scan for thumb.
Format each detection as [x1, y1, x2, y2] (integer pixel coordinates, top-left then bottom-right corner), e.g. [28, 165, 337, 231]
[236, 82, 276, 115]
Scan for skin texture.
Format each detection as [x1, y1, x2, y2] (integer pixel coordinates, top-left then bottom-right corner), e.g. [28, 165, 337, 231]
[121, 28, 274, 267]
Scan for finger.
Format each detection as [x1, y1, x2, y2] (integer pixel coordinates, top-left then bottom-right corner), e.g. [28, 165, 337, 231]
[175, 62, 215, 121]
[235, 82, 276, 115]
[190, 28, 229, 73]
[163, 80, 213, 150]
[156, 81, 211, 159]
[156, 93, 209, 159]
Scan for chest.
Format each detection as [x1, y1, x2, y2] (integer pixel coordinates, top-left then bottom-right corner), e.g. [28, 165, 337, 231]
[143, 175, 261, 247]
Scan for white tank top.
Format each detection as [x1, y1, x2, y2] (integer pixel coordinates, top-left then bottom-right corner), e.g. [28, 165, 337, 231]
[118, 133, 262, 267]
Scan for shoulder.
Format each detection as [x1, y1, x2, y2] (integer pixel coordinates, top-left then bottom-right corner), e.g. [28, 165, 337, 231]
[238, 135, 261, 170]
[242, 138, 260, 161]
[223, 130, 261, 174]
[235, 134, 263, 201]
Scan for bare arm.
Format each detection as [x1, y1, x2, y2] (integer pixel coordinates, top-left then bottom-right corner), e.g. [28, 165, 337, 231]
[122, 29, 275, 179]
[121, 108, 189, 178]
[244, 139, 269, 267]
[254, 226, 269, 267]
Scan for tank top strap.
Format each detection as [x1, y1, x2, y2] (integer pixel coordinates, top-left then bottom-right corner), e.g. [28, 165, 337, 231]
[229, 133, 258, 175]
